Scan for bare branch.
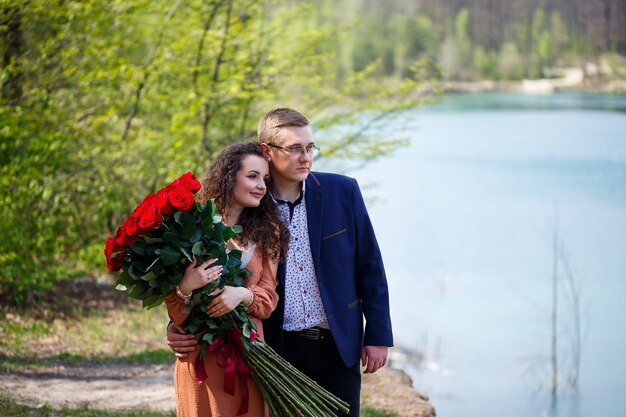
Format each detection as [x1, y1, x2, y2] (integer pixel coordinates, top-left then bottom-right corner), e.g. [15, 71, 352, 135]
[121, 0, 184, 142]
[192, 0, 222, 94]
[201, 0, 234, 153]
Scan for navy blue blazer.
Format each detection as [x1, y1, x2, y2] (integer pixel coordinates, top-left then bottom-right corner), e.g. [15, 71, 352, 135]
[263, 171, 393, 367]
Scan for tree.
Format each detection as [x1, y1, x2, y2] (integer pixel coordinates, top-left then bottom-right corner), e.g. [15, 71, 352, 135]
[1, 0, 434, 302]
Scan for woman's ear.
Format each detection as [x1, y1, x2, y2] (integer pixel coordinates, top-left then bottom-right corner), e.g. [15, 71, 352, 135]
[260, 143, 271, 161]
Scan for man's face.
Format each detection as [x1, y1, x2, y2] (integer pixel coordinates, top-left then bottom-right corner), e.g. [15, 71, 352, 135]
[266, 125, 315, 184]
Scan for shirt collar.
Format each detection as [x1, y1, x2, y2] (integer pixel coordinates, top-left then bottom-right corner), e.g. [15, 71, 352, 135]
[269, 180, 306, 206]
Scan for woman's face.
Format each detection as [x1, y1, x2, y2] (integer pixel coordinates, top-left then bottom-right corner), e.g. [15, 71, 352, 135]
[232, 154, 269, 210]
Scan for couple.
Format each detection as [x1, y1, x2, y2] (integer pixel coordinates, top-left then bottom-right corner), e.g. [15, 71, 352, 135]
[166, 108, 393, 417]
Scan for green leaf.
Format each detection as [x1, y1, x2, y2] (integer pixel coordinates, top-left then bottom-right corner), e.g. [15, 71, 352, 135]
[159, 246, 180, 266]
[116, 271, 135, 287]
[162, 231, 180, 244]
[192, 241, 206, 256]
[146, 257, 163, 273]
[159, 280, 171, 296]
[222, 226, 237, 241]
[129, 282, 148, 300]
[181, 247, 193, 262]
[189, 227, 203, 244]
[141, 270, 157, 282]
[115, 284, 127, 291]
[143, 236, 162, 244]
[181, 223, 197, 240]
[143, 294, 164, 310]
[202, 333, 214, 344]
[242, 322, 251, 338]
[127, 245, 146, 256]
[128, 263, 141, 279]
[183, 212, 197, 225]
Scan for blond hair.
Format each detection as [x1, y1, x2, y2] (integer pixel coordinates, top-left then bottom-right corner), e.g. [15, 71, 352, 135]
[257, 108, 309, 145]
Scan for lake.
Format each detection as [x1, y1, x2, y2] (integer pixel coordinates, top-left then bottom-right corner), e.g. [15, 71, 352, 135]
[323, 92, 626, 417]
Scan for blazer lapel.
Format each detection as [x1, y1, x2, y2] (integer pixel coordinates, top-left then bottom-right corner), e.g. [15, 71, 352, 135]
[305, 173, 324, 274]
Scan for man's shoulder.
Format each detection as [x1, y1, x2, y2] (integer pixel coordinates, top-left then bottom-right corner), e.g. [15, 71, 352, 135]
[308, 171, 356, 187]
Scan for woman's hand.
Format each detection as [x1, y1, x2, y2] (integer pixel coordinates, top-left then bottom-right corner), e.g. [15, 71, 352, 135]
[207, 286, 251, 317]
[178, 257, 222, 295]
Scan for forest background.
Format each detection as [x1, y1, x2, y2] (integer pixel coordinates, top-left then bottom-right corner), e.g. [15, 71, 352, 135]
[1, 0, 626, 302]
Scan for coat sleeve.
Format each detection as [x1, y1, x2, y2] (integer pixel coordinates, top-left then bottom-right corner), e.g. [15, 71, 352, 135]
[165, 290, 189, 326]
[351, 178, 394, 347]
[246, 255, 279, 320]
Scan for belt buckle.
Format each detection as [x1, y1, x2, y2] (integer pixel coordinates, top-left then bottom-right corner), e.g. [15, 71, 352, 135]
[300, 328, 322, 340]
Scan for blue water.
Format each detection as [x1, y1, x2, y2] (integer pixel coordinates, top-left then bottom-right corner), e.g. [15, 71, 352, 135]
[322, 93, 626, 417]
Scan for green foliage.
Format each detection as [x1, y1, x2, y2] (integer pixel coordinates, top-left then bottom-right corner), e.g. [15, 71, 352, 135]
[1, 0, 434, 302]
[474, 47, 499, 80]
[115, 198, 249, 310]
[498, 43, 525, 80]
[454, 8, 469, 39]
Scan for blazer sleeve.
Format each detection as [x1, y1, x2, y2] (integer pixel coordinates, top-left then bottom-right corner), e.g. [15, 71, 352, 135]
[351, 178, 394, 347]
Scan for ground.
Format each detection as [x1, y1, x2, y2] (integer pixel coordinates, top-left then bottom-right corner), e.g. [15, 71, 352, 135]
[1, 362, 435, 416]
[0, 277, 435, 416]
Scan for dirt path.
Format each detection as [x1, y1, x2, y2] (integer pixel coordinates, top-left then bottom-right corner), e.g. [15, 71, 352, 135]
[1, 363, 174, 411]
[0, 362, 435, 417]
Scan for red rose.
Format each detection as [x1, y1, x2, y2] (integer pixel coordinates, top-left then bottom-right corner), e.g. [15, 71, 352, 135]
[154, 189, 172, 216]
[104, 236, 123, 271]
[168, 186, 195, 211]
[107, 254, 123, 272]
[115, 226, 134, 247]
[136, 203, 163, 230]
[104, 236, 116, 259]
[174, 172, 202, 193]
[123, 215, 139, 236]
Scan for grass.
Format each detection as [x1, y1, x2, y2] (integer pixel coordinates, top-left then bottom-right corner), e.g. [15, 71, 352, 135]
[0, 277, 405, 417]
[362, 408, 398, 417]
[0, 394, 175, 417]
[0, 304, 167, 360]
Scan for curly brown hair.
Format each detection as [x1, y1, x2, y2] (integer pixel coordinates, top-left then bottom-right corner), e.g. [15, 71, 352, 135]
[197, 141, 289, 262]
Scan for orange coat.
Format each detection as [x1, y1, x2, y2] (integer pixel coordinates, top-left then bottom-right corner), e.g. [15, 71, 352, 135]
[165, 251, 278, 417]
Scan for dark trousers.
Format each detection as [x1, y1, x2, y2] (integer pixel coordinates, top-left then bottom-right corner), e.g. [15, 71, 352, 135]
[281, 329, 361, 417]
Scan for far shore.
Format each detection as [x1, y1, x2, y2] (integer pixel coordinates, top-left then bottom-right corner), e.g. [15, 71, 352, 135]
[441, 78, 626, 96]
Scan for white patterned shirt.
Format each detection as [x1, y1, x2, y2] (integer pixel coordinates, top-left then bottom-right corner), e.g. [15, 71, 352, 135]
[272, 184, 329, 331]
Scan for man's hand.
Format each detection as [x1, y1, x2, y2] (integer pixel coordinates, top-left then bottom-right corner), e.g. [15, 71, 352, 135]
[166, 324, 198, 359]
[361, 345, 388, 374]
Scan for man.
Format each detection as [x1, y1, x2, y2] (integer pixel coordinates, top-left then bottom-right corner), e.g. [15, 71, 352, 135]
[168, 108, 393, 417]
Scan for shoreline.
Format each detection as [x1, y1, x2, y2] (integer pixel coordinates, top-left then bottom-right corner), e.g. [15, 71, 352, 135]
[440, 78, 626, 95]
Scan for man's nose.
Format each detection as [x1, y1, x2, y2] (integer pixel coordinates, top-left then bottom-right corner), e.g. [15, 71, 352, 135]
[299, 149, 312, 161]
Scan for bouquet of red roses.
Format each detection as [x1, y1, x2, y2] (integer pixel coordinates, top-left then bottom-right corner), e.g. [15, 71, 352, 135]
[104, 172, 348, 417]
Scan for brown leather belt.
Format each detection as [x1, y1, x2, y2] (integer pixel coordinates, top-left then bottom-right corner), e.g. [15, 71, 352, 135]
[288, 327, 331, 341]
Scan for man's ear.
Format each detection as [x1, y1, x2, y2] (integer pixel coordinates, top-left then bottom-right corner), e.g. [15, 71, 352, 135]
[260, 143, 271, 161]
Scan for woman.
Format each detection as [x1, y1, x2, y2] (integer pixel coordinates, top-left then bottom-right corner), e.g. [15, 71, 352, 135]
[165, 141, 289, 417]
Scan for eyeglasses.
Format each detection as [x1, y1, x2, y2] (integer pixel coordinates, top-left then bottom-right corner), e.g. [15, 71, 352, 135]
[267, 143, 320, 157]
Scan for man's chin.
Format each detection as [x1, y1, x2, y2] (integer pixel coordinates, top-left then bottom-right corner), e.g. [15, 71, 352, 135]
[294, 170, 310, 181]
